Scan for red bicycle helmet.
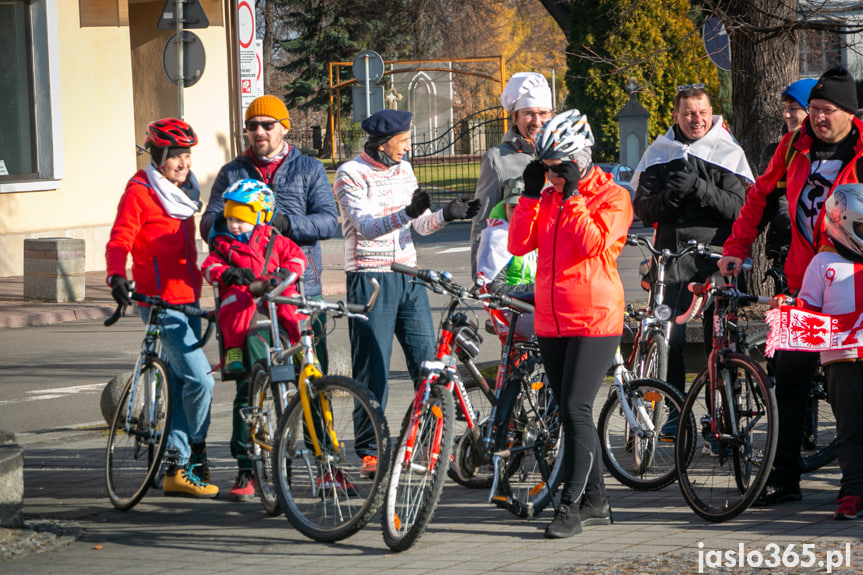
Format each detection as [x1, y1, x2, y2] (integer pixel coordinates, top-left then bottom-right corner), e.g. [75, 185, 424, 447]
[144, 118, 198, 148]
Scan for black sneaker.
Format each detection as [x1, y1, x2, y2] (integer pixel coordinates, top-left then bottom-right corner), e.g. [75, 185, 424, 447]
[580, 496, 613, 526]
[753, 483, 802, 507]
[545, 502, 582, 539]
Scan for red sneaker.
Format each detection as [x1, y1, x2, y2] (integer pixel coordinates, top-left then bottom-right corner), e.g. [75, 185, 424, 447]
[834, 495, 863, 520]
[359, 455, 377, 479]
[316, 468, 359, 497]
[228, 470, 257, 502]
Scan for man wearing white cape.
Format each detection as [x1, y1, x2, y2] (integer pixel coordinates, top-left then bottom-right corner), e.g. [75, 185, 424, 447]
[632, 84, 754, 423]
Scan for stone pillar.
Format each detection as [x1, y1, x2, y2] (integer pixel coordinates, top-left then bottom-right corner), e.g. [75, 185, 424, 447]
[23, 237, 86, 302]
[614, 83, 650, 169]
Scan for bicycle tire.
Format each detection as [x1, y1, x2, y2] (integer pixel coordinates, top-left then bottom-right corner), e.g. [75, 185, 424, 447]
[105, 357, 171, 511]
[800, 369, 837, 472]
[744, 329, 837, 472]
[247, 360, 284, 516]
[448, 376, 495, 488]
[598, 377, 686, 490]
[494, 354, 564, 518]
[630, 331, 668, 381]
[676, 354, 777, 522]
[273, 375, 391, 542]
[382, 383, 455, 552]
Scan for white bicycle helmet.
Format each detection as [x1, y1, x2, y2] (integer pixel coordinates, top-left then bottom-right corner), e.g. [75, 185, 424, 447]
[824, 183, 863, 258]
[535, 109, 594, 160]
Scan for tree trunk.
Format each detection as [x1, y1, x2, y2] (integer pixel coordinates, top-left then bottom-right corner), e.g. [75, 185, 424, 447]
[724, 0, 799, 297]
[261, 0, 275, 95]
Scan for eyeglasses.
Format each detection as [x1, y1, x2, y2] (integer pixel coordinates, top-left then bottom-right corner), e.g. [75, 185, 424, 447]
[245, 119, 288, 131]
[518, 110, 554, 121]
[677, 83, 705, 92]
[808, 104, 842, 118]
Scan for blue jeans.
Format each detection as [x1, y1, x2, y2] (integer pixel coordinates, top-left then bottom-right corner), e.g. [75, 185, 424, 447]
[138, 304, 215, 465]
[347, 272, 436, 455]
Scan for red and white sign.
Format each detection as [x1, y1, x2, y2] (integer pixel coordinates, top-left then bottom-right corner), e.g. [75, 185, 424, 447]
[237, 0, 263, 111]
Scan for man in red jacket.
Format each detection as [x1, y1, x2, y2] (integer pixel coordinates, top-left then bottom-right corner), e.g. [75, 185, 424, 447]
[720, 65, 863, 506]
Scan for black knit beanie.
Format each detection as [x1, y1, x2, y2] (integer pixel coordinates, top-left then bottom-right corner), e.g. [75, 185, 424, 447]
[809, 65, 859, 113]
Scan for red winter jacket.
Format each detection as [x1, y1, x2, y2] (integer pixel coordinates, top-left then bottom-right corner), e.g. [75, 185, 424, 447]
[508, 166, 633, 338]
[724, 118, 863, 292]
[106, 170, 202, 304]
[201, 223, 308, 288]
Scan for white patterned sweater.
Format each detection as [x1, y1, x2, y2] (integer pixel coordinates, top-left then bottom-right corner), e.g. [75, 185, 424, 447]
[334, 151, 447, 272]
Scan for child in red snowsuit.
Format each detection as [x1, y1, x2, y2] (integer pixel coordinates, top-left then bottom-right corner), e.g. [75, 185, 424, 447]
[202, 179, 307, 374]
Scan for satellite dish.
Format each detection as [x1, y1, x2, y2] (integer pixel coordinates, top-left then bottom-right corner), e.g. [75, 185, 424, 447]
[703, 17, 731, 72]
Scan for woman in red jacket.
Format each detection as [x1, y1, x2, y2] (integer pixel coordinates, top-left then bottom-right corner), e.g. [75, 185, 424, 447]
[509, 110, 633, 538]
[105, 118, 217, 499]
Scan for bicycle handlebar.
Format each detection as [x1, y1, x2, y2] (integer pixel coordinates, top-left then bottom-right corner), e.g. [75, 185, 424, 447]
[674, 275, 773, 325]
[260, 273, 380, 317]
[104, 288, 216, 348]
[627, 234, 721, 261]
[390, 263, 535, 315]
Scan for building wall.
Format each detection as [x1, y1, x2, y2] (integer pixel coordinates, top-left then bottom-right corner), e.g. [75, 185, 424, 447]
[0, 0, 233, 278]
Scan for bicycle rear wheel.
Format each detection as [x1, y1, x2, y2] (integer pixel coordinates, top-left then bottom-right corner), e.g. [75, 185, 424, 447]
[448, 376, 495, 488]
[247, 360, 284, 516]
[598, 378, 686, 490]
[273, 375, 390, 542]
[105, 357, 171, 510]
[800, 368, 837, 472]
[382, 383, 455, 552]
[494, 355, 564, 518]
[676, 354, 777, 522]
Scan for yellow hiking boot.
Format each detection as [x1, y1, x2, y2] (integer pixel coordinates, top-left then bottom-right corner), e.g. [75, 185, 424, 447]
[163, 465, 219, 499]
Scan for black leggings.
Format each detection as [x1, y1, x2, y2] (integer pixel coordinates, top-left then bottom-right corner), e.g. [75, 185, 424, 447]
[537, 335, 618, 504]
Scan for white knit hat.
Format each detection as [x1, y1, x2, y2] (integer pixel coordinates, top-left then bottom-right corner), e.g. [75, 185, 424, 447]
[500, 72, 552, 112]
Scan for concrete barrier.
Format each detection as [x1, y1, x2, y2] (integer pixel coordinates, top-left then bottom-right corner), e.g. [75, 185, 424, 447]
[23, 238, 86, 302]
[0, 430, 23, 528]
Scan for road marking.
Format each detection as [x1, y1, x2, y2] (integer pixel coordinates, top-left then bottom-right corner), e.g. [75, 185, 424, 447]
[0, 382, 105, 405]
[436, 246, 470, 254]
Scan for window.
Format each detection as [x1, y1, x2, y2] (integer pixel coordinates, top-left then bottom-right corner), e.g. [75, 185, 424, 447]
[0, 0, 63, 193]
[799, 28, 843, 78]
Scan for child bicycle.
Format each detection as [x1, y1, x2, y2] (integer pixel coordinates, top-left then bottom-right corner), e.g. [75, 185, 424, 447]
[104, 287, 216, 511]
[247, 273, 391, 543]
[382, 264, 562, 552]
[674, 262, 779, 522]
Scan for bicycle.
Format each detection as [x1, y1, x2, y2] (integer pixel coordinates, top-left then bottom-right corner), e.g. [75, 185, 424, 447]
[104, 287, 216, 511]
[382, 264, 562, 552]
[746, 245, 836, 473]
[674, 265, 779, 522]
[247, 273, 390, 542]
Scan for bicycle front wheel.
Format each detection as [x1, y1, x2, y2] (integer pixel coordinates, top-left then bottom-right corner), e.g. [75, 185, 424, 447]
[273, 375, 391, 542]
[598, 377, 686, 490]
[676, 354, 777, 522]
[105, 357, 171, 510]
[247, 360, 283, 516]
[382, 384, 455, 552]
[633, 332, 668, 381]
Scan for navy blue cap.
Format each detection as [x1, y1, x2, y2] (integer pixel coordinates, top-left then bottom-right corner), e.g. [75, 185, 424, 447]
[361, 109, 413, 138]
[782, 79, 817, 109]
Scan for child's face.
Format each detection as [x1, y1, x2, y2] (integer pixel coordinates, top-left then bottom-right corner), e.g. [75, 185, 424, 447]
[226, 216, 255, 236]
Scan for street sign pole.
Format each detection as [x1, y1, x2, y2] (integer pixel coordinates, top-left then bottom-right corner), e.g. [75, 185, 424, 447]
[176, 0, 184, 119]
[364, 54, 371, 122]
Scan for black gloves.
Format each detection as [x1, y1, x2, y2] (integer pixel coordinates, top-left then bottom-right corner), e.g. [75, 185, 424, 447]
[443, 197, 481, 222]
[270, 212, 291, 236]
[551, 162, 583, 199]
[222, 267, 257, 286]
[665, 160, 698, 203]
[405, 188, 431, 218]
[522, 160, 547, 198]
[110, 275, 132, 306]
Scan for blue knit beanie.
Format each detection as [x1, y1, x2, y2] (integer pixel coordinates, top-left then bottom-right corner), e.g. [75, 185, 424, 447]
[782, 79, 817, 109]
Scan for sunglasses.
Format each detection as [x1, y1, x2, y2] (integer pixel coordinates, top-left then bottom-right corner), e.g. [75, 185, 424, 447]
[245, 118, 287, 131]
[677, 83, 706, 92]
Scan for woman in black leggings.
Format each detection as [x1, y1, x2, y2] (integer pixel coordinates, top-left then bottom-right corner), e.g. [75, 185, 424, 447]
[509, 109, 633, 538]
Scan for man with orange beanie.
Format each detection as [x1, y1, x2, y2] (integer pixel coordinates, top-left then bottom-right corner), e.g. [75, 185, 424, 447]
[201, 95, 338, 501]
